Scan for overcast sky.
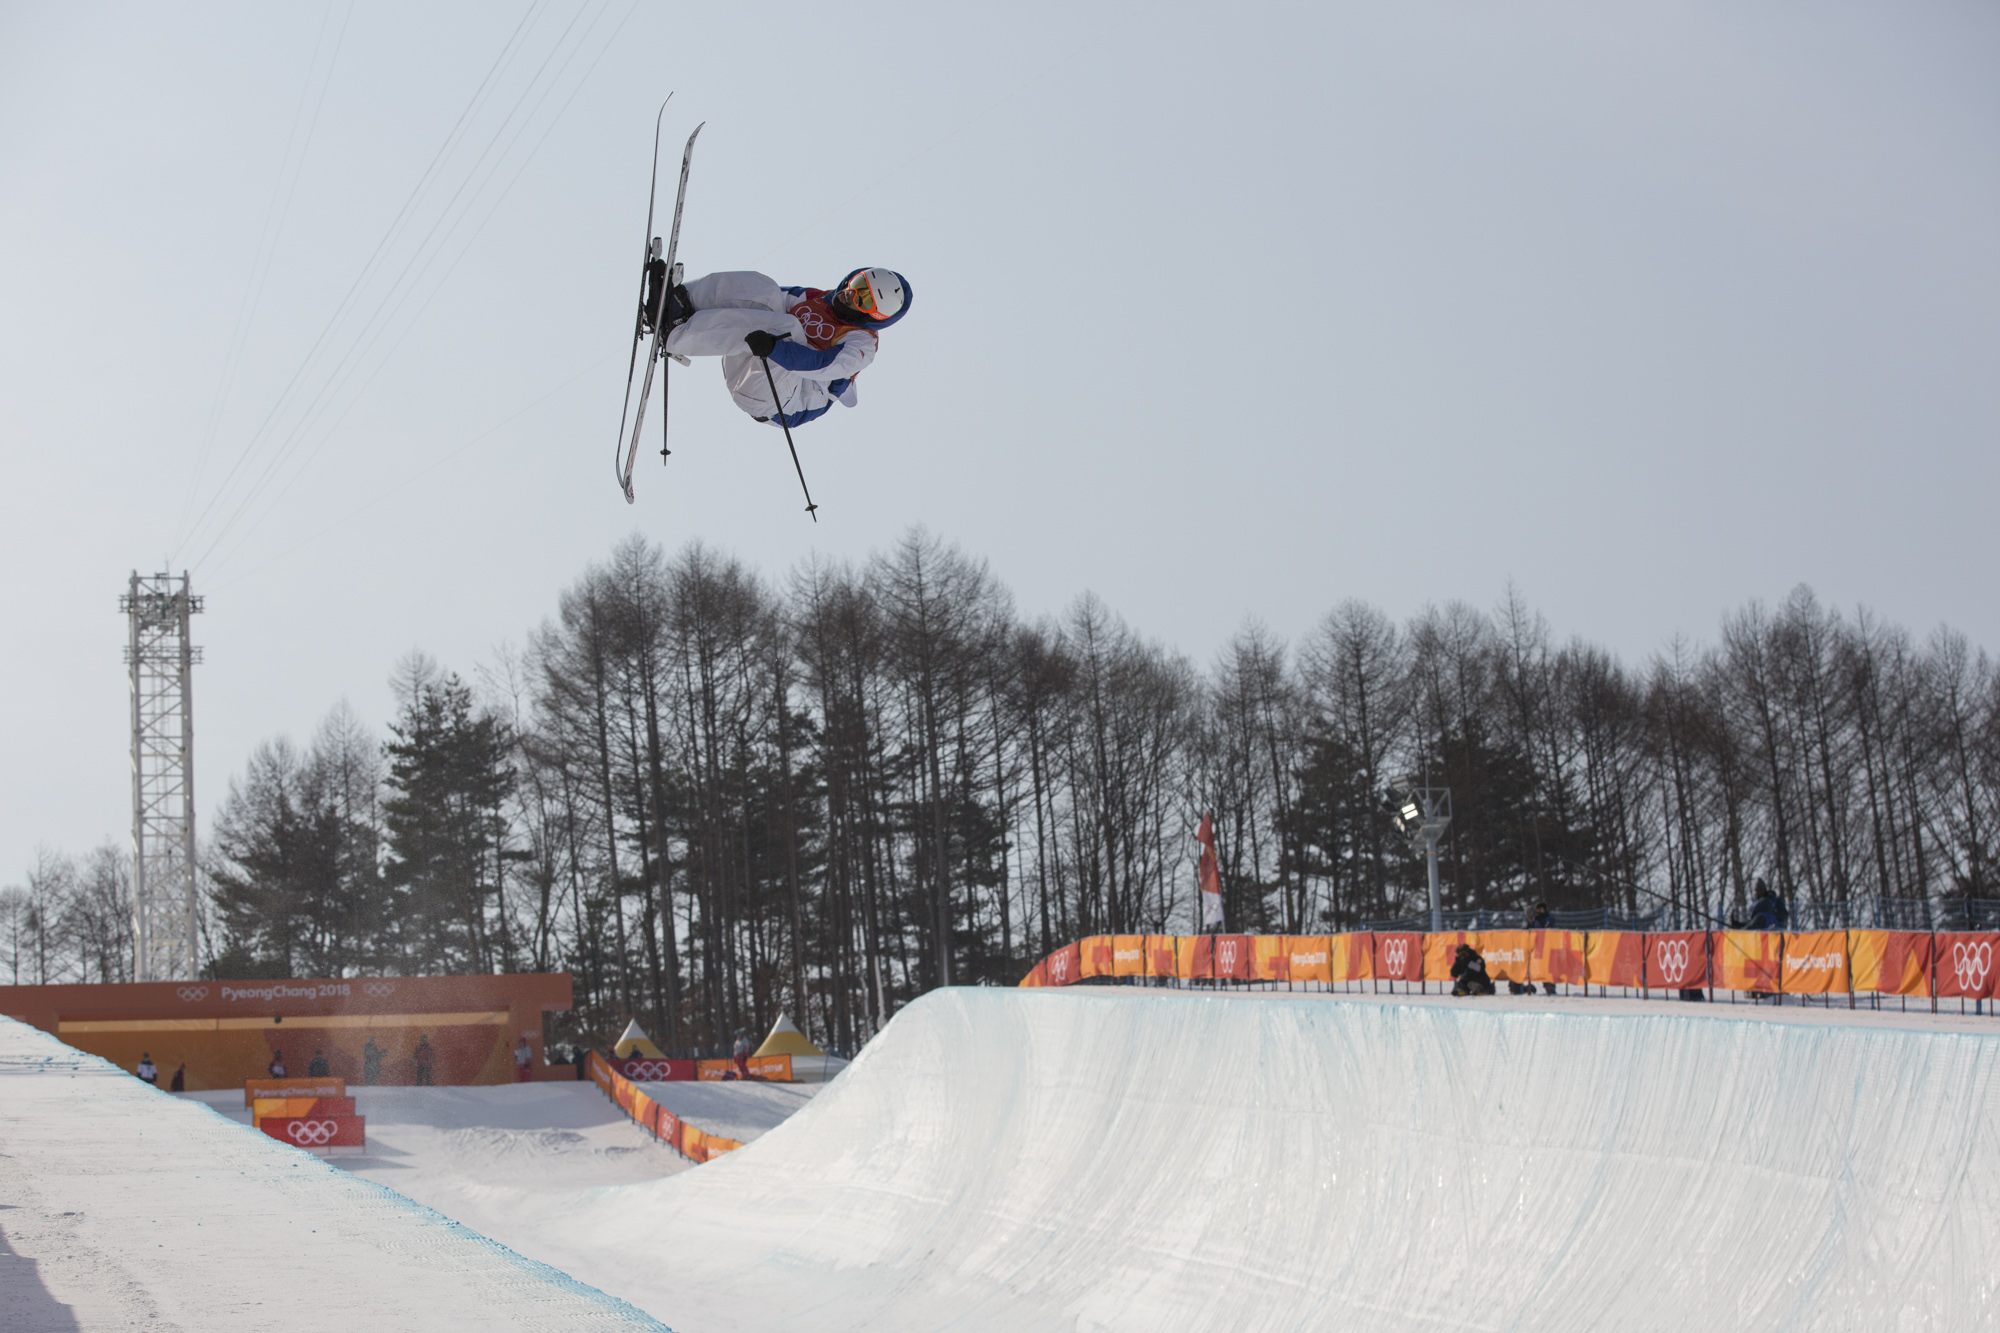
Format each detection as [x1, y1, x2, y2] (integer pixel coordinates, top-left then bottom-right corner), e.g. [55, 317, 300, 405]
[2, 1, 1996, 882]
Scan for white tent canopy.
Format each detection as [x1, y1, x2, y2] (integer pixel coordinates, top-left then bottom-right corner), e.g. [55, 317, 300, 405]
[753, 1013, 826, 1060]
[612, 1020, 664, 1059]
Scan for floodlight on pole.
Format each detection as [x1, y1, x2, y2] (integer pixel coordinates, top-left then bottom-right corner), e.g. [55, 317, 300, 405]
[1383, 781, 1452, 932]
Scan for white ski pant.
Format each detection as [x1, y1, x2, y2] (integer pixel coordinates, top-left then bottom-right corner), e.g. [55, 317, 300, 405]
[663, 272, 797, 357]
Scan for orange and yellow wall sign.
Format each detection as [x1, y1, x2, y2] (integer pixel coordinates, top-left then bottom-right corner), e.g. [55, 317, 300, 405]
[1020, 930, 1994, 1000]
[0, 973, 574, 1091]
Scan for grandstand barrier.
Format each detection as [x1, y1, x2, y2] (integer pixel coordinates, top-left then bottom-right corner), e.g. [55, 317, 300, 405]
[0, 974, 574, 1091]
[586, 1050, 745, 1164]
[1020, 928, 2000, 1010]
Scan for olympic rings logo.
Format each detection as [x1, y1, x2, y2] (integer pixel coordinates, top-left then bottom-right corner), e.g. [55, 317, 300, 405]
[1954, 942, 1993, 992]
[1655, 939, 1690, 985]
[287, 1119, 338, 1146]
[363, 981, 396, 997]
[624, 1060, 674, 1082]
[1049, 954, 1070, 982]
[791, 300, 840, 345]
[176, 985, 209, 1002]
[1217, 940, 1239, 969]
[1382, 939, 1409, 975]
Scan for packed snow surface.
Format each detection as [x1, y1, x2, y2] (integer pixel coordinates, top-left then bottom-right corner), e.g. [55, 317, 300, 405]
[0, 1017, 665, 1332]
[17, 992, 1999, 1331]
[632, 1078, 821, 1143]
[512, 987, 2000, 1332]
[182, 1078, 823, 1282]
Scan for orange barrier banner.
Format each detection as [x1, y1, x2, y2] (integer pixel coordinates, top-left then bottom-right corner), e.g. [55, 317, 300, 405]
[1480, 930, 1531, 982]
[1585, 932, 1644, 988]
[591, 1049, 742, 1165]
[1046, 942, 1080, 986]
[630, 1090, 658, 1137]
[1250, 936, 1290, 982]
[1529, 930, 1586, 986]
[1175, 935, 1207, 980]
[1019, 960, 1048, 988]
[1079, 936, 1115, 979]
[1112, 936, 1147, 977]
[696, 1055, 792, 1081]
[1146, 935, 1178, 978]
[1780, 931, 1850, 994]
[1849, 931, 1931, 996]
[615, 1056, 699, 1082]
[1374, 932, 1422, 983]
[1327, 933, 1373, 983]
[261, 1114, 365, 1149]
[1213, 935, 1253, 981]
[1424, 932, 1477, 983]
[244, 1076, 344, 1106]
[1644, 932, 1709, 989]
[1714, 931, 1782, 993]
[252, 1095, 355, 1127]
[1286, 936, 1331, 983]
[1935, 933, 2000, 1000]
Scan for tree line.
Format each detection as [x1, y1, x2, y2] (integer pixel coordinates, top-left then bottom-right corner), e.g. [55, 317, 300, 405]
[10, 529, 1997, 1054]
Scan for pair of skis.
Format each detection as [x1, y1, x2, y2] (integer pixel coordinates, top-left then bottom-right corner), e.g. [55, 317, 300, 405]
[615, 99, 701, 504]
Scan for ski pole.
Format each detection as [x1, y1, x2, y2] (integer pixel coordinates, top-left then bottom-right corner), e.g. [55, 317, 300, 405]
[757, 353, 820, 522]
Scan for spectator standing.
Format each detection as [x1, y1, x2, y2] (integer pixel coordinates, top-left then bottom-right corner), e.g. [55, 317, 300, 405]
[514, 1037, 534, 1083]
[732, 1029, 751, 1080]
[1745, 878, 1780, 1002]
[307, 1049, 331, 1078]
[135, 1053, 158, 1085]
[268, 1051, 287, 1078]
[169, 1064, 186, 1092]
[362, 1036, 384, 1086]
[413, 1034, 435, 1086]
[1748, 879, 1779, 930]
[1524, 901, 1559, 995]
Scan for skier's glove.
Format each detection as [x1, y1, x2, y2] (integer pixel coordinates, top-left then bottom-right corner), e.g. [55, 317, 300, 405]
[745, 330, 784, 359]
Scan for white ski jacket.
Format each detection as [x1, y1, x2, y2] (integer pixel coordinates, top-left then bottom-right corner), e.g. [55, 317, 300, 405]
[665, 270, 908, 427]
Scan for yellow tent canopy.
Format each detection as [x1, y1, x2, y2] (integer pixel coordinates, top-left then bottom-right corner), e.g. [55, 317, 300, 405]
[612, 1019, 665, 1059]
[752, 1012, 825, 1059]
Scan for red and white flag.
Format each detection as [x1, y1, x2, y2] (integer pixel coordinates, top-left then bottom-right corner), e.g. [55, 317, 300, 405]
[1196, 812, 1224, 929]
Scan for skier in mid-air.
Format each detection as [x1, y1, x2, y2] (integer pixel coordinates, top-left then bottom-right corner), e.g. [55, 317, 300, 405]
[641, 267, 912, 428]
[611, 106, 907, 513]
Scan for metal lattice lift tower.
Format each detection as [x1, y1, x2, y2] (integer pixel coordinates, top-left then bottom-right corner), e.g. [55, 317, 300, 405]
[122, 571, 202, 981]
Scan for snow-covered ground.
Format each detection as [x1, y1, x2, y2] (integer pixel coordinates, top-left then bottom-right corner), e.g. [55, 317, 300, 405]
[16, 990, 2000, 1331]
[632, 1078, 822, 1143]
[0, 1017, 665, 1332]
[497, 987, 2000, 1332]
[179, 1077, 825, 1284]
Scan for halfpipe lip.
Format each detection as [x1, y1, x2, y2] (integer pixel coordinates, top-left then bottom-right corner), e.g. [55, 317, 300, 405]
[1002, 982, 2000, 1038]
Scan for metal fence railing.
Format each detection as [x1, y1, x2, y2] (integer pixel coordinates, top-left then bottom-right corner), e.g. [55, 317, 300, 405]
[1359, 897, 2000, 936]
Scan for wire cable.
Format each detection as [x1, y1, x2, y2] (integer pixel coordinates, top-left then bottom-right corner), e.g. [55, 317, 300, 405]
[173, 0, 550, 564]
[173, 0, 352, 553]
[197, 0, 641, 581]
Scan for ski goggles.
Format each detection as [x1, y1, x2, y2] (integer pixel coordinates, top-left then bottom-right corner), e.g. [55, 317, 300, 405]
[839, 271, 884, 318]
